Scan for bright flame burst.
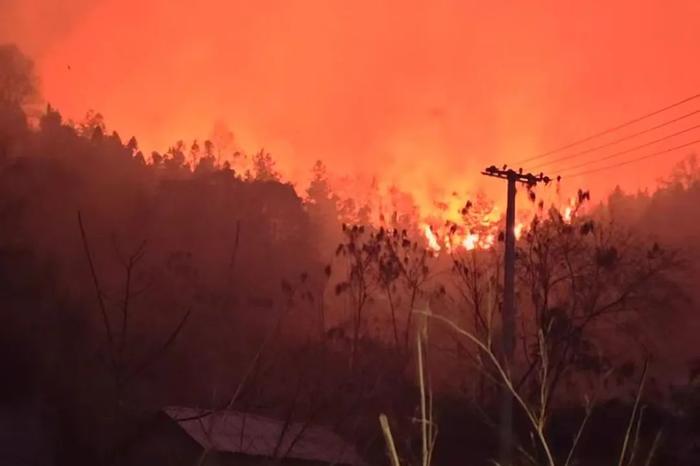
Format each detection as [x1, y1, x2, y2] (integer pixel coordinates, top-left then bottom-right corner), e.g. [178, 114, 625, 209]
[420, 195, 581, 254]
[423, 224, 442, 252]
[514, 223, 524, 240]
[327, 172, 582, 255]
[563, 196, 577, 223]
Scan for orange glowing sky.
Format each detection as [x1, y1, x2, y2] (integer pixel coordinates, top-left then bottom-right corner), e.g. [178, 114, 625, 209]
[3, 1, 700, 204]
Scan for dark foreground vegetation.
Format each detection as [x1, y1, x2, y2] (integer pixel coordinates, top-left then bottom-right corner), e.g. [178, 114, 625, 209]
[1, 43, 700, 466]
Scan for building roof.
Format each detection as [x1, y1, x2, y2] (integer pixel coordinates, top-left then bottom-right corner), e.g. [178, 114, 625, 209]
[163, 406, 365, 466]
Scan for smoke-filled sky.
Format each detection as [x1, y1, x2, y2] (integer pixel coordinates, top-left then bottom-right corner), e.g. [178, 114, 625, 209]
[3, 0, 700, 204]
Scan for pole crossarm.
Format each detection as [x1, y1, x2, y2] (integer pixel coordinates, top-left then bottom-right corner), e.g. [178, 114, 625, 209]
[481, 165, 556, 186]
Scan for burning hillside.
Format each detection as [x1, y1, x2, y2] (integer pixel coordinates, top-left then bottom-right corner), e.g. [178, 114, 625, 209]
[2, 2, 700, 463]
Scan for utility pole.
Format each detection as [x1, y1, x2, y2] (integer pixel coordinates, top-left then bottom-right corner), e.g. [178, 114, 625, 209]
[481, 165, 551, 465]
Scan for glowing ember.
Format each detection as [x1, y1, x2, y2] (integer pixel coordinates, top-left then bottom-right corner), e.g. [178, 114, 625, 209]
[514, 223, 524, 239]
[563, 196, 578, 223]
[423, 224, 442, 252]
[463, 233, 480, 251]
[563, 207, 572, 223]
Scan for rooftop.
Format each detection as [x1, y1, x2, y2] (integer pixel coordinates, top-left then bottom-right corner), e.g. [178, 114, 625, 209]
[163, 406, 365, 466]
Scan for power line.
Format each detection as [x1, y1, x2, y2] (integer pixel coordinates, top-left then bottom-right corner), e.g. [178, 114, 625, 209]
[553, 123, 700, 174]
[513, 92, 700, 165]
[529, 109, 700, 170]
[563, 138, 700, 178]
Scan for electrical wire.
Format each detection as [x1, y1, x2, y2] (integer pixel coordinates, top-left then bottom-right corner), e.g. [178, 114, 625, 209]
[513, 92, 700, 165]
[529, 109, 700, 170]
[553, 123, 700, 174]
[563, 138, 700, 178]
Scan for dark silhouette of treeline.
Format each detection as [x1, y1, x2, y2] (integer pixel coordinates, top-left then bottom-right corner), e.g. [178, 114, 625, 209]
[2, 43, 700, 465]
[0, 43, 413, 466]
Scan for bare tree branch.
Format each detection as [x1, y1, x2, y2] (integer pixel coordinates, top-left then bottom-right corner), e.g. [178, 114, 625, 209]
[129, 305, 193, 380]
[77, 211, 116, 366]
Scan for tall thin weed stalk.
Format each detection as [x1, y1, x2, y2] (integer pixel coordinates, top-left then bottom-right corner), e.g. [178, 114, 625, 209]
[381, 307, 660, 466]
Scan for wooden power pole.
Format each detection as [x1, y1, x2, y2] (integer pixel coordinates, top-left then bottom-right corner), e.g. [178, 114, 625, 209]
[481, 165, 551, 464]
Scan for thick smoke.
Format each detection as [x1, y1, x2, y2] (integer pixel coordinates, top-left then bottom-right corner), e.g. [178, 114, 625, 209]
[3, 0, 700, 207]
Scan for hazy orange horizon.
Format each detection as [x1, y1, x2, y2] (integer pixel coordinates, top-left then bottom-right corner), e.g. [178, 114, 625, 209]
[3, 0, 700, 208]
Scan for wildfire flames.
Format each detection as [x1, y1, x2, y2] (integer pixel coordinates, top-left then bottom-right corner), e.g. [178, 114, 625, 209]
[419, 193, 581, 254]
